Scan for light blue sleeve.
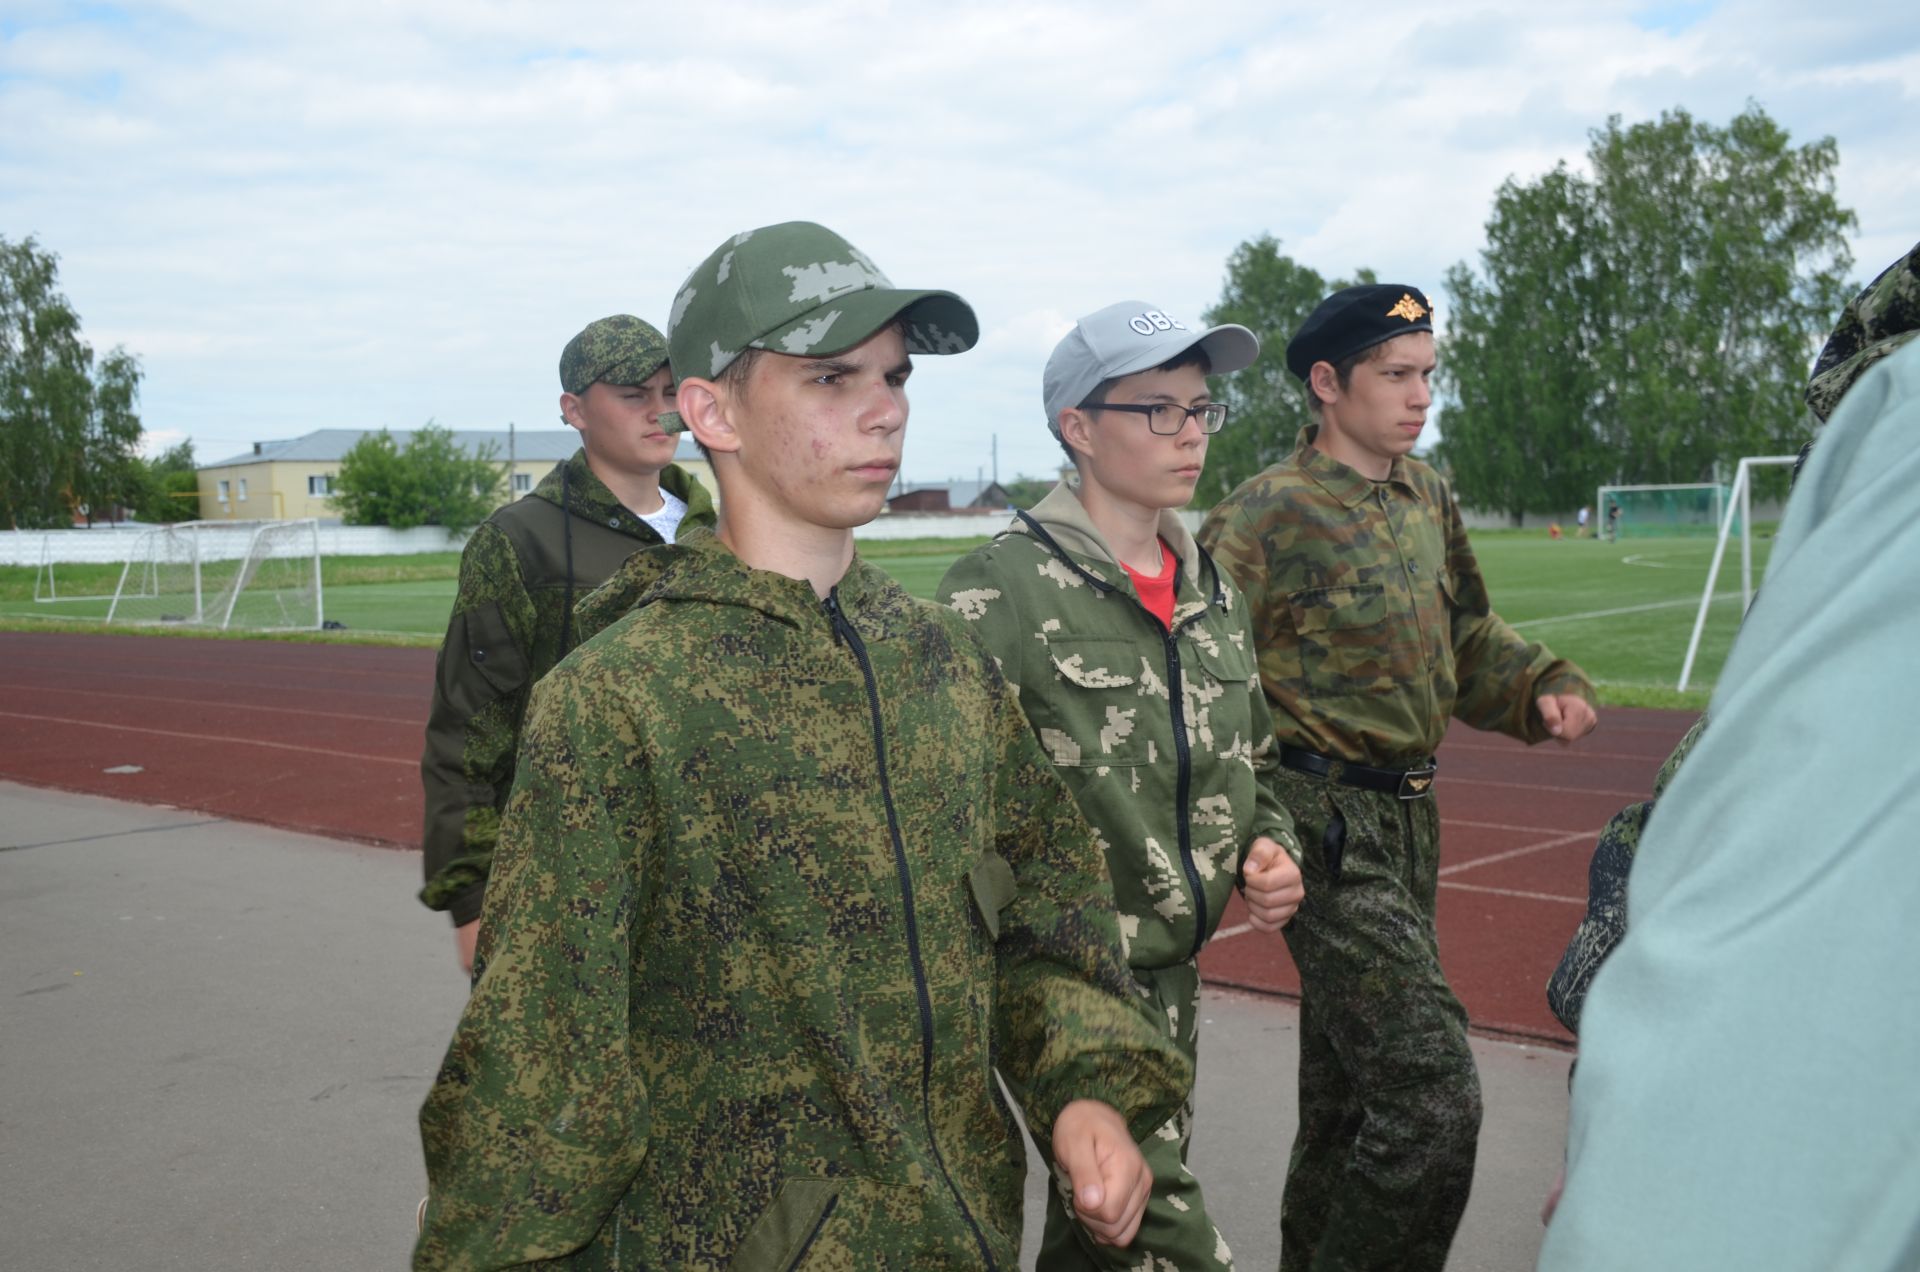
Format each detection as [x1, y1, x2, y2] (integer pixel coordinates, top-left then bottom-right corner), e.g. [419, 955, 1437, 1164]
[1541, 342, 1920, 1271]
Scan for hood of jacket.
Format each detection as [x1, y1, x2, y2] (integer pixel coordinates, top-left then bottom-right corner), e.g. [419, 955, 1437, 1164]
[1009, 480, 1221, 609]
[572, 524, 913, 646]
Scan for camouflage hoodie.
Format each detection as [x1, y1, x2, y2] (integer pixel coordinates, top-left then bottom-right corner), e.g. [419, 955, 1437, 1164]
[416, 528, 1188, 1271]
[936, 483, 1300, 973]
[419, 450, 715, 925]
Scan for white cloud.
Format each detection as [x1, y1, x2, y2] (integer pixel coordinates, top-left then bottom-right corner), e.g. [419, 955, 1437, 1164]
[1, 0, 1914, 483]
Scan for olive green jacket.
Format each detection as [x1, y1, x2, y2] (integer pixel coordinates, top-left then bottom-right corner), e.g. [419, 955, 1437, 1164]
[937, 482, 1300, 972]
[416, 529, 1188, 1270]
[1199, 427, 1593, 767]
[418, 451, 714, 925]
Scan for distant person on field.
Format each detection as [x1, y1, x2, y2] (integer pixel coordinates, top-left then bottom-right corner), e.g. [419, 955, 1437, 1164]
[936, 300, 1306, 1270]
[1576, 504, 1590, 537]
[1604, 499, 1620, 541]
[1540, 241, 1920, 1270]
[415, 222, 1187, 1267]
[418, 315, 715, 973]
[1197, 283, 1598, 1271]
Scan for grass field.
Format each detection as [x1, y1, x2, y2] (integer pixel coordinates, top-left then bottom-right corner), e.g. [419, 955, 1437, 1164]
[2, 531, 1768, 706]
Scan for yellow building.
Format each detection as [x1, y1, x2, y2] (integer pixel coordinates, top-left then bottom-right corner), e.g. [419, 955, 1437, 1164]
[196, 429, 713, 522]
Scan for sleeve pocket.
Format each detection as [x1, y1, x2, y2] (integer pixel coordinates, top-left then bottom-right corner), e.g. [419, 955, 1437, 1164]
[968, 852, 1017, 941]
[454, 601, 531, 703]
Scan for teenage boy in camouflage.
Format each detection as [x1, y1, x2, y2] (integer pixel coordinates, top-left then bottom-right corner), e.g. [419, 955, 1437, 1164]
[1198, 285, 1597, 1271]
[418, 315, 714, 972]
[415, 223, 1188, 1270]
[937, 301, 1305, 1270]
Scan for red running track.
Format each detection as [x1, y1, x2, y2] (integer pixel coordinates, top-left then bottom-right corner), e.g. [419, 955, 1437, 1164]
[0, 630, 1698, 1044]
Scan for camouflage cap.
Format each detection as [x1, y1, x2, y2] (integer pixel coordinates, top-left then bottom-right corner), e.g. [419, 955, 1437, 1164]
[1805, 241, 1920, 423]
[657, 221, 979, 433]
[558, 315, 670, 395]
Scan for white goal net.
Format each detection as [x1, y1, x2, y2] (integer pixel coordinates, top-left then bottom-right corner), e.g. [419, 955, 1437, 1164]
[106, 520, 324, 631]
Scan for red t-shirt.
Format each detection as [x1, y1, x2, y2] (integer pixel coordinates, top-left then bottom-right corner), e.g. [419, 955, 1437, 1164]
[1119, 537, 1179, 630]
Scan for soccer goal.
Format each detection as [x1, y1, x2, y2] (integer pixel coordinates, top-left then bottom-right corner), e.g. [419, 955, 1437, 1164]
[106, 520, 325, 631]
[1676, 455, 1799, 691]
[1595, 483, 1731, 541]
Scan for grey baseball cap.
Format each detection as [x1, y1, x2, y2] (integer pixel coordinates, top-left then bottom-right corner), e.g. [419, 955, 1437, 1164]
[657, 221, 979, 433]
[1043, 301, 1259, 438]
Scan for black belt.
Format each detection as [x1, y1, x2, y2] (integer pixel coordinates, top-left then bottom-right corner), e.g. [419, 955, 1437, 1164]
[1279, 744, 1437, 800]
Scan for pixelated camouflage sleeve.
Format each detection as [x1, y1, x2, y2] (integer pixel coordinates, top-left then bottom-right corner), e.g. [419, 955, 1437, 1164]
[416, 664, 650, 1268]
[983, 686, 1192, 1144]
[419, 522, 542, 925]
[1546, 715, 1707, 1034]
[1441, 502, 1594, 742]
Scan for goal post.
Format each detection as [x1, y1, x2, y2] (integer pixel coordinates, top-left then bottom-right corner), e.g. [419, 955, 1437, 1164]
[1595, 483, 1729, 541]
[105, 519, 325, 632]
[1676, 456, 1799, 691]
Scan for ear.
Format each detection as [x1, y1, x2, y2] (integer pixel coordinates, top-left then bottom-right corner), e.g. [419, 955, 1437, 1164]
[677, 377, 741, 456]
[1307, 361, 1342, 407]
[1056, 408, 1096, 465]
[559, 391, 587, 432]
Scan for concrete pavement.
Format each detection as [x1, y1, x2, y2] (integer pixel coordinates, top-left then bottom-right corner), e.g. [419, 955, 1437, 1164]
[0, 781, 1570, 1269]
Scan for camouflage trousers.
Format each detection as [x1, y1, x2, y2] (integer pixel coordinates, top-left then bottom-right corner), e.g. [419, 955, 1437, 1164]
[1273, 769, 1482, 1272]
[1037, 959, 1236, 1271]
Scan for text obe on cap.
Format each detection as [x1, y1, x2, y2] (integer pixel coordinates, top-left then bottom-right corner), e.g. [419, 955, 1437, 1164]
[1043, 302, 1261, 440]
[557, 314, 670, 394]
[655, 221, 980, 434]
[1284, 284, 1435, 382]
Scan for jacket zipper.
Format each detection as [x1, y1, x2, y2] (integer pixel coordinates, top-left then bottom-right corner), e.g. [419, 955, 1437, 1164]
[824, 589, 996, 1270]
[1160, 612, 1209, 960]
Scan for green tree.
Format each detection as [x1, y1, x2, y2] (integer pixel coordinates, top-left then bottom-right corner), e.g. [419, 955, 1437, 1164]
[132, 440, 200, 522]
[1001, 475, 1056, 509]
[331, 423, 504, 532]
[1198, 236, 1375, 505]
[0, 234, 116, 528]
[1437, 104, 1856, 520]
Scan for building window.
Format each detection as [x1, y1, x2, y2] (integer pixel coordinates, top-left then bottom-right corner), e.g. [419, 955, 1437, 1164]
[237, 478, 249, 502]
[512, 472, 532, 495]
[218, 479, 230, 502]
[309, 474, 333, 496]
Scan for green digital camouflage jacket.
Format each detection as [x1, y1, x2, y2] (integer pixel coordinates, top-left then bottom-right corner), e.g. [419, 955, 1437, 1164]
[418, 450, 715, 925]
[936, 482, 1300, 973]
[415, 528, 1188, 1271]
[1546, 715, 1707, 1035]
[1198, 427, 1593, 767]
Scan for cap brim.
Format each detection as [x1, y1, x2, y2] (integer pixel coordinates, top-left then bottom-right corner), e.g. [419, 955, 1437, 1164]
[1105, 322, 1261, 382]
[758, 288, 979, 361]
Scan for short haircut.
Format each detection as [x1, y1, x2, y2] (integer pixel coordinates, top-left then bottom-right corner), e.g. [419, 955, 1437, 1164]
[1305, 341, 1389, 411]
[1060, 345, 1215, 465]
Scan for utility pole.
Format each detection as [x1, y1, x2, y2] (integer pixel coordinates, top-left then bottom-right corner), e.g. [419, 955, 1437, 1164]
[508, 421, 517, 501]
[992, 433, 998, 485]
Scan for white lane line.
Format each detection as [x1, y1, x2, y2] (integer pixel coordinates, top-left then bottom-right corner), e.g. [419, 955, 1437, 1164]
[1440, 881, 1584, 905]
[1448, 776, 1647, 799]
[0, 710, 417, 767]
[1442, 817, 1600, 835]
[1510, 591, 1738, 629]
[1438, 830, 1594, 877]
[0, 681, 420, 728]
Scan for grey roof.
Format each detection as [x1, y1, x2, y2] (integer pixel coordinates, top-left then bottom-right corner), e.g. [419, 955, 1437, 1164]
[892, 479, 1011, 508]
[202, 428, 701, 469]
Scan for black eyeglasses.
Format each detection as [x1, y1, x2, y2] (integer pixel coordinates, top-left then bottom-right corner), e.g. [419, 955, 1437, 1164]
[1086, 401, 1230, 435]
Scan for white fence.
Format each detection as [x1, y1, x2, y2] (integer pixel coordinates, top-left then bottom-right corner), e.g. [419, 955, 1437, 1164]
[10, 508, 1212, 565]
[4, 524, 470, 566]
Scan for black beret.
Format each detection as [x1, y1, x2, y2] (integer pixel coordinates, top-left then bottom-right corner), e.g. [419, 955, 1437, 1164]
[1285, 284, 1435, 381]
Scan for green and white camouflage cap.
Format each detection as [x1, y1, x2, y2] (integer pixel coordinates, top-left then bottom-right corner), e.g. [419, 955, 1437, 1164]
[558, 314, 670, 394]
[657, 221, 979, 433]
[1805, 241, 1920, 423]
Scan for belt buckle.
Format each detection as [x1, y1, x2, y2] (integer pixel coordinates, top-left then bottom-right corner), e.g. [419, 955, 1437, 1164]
[1397, 763, 1437, 800]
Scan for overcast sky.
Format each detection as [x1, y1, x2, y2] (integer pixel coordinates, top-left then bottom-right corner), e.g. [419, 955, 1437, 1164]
[4, 0, 1915, 485]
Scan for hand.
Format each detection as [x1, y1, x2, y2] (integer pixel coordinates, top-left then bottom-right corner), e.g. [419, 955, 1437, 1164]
[454, 920, 479, 974]
[1242, 836, 1305, 931]
[1051, 1100, 1152, 1247]
[1536, 693, 1598, 745]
